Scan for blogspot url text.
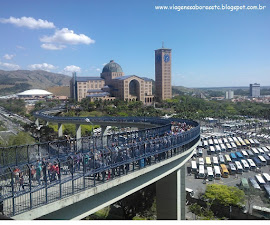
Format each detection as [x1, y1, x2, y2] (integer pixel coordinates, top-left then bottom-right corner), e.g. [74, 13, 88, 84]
[155, 4, 266, 12]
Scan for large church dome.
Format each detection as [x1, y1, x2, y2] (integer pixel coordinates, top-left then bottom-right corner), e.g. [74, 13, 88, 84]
[102, 60, 123, 73]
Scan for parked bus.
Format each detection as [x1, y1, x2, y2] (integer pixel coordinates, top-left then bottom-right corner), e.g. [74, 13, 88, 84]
[257, 148, 265, 155]
[252, 205, 270, 219]
[212, 156, 219, 166]
[197, 148, 203, 157]
[215, 145, 221, 153]
[228, 163, 236, 175]
[235, 141, 242, 148]
[228, 137, 234, 143]
[263, 154, 270, 165]
[247, 150, 254, 158]
[241, 150, 248, 158]
[205, 157, 212, 167]
[235, 152, 244, 159]
[198, 165, 205, 179]
[262, 173, 270, 183]
[230, 152, 237, 162]
[240, 140, 246, 148]
[226, 143, 232, 152]
[210, 146, 215, 155]
[231, 142, 237, 150]
[219, 154, 225, 164]
[223, 138, 228, 144]
[247, 159, 256, 170]
[251, 148, 259, 155]
[213, 139, 219, 145]
[207, 167, 214, 181]
[253, 157, 262, 167]
[241, 159, 250, 171]
[191, 161, 197, 174]
[249, 177, 261, 190]
[220, 164, 229, 178]
[220, 143, 226, 152]
[208, 139, 214, 146]
[232, 137, 238, 143]
[199, 157, 204, 166]
[235, 161, 243, 174]
[264, 185, 270, 200]
[224, 154, 232, 164]
[255, 174, 266, 187]
[249, 139, 255, 147]
[254, 139, 260, 147]
[203, 140, 208, 149]
[258, 155, 267, 166]
[240, 178, 250, 190]
[244, 139, 251, 146]
[214, 166, 221, 179]
[262, 147, 269, 153]
[218, 139, 223, 145]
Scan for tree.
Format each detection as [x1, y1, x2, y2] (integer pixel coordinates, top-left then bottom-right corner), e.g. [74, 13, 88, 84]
[204, 184, 245, 207]
[116, 184, 156, 219]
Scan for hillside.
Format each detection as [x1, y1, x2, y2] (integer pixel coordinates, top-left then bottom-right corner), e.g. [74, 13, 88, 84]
[0, 70, 71, 95]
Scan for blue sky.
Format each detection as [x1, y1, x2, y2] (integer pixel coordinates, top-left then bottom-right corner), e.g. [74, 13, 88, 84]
[0, 0, 269, 87]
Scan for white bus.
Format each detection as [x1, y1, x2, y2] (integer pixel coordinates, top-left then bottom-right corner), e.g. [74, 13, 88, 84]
[215, 145, 221, 153]
[208, 139, 214, 146]
[262, 173, 270, 183]
[226, 143, 232, 152]
[207, 167, 214, 181]
[213, 139, 219, 145]
[198, 165, 205, 179]
[247, 159, 256, 170]
[254, 139, 260, 147]
[212, 156, 219, 166]
[203, 140, 208, 149]
[210, 146, 216, 154]
[232, 137, 238, 143]
[228, 137, 234, 143]
[241, 150, 248, 158]
[255, 174, 266, 187]
[235, 161, 243, 174]
[249, 139, 255, 146]
[223, 138, 228, 144]
[220, 143, 226, 152]
[258, 155, 267, 166]
[251, 148, 259, 155]
[198, 157, 204, 166]
[214, 166, 221, 179]
[241, 159, 250, 171]
[218, 139, 223, 145]
[231, 142, 237, 150]
[257, 148, 265, 155]
[219, 154, 225, 164]
[191, 161, 197, 174]
[262, 147, 269, 153]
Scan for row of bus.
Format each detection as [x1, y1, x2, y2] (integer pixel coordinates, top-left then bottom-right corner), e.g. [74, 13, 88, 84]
[241, 175, 270, 199]
[203, 136, 260, 150]
[193, 164, 229, 180]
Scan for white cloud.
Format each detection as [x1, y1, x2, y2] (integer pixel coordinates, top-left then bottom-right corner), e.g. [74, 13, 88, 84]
[96, 68, 101, 72]
[28, 63, 56, 71]
[40, 28, 95, 45]
[16, 45, 26, 50]
[0, 61, 20, 70]
[102, 63, 107, 66]
[3, 54, 15, 60]
[0, 16, 55, 29]
[63, 65, 81, 74]
[41, 43, 66, 50]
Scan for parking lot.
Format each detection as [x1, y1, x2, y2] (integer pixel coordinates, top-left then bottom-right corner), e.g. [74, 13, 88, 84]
[185, 134, 270, 210]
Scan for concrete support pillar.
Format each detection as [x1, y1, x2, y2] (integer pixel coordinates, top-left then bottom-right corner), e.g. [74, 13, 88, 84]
[35, 118, 39, 127]
[58, 123, 63, 137]
[76, 124, 82, 152]
[156, 167, 185, 220]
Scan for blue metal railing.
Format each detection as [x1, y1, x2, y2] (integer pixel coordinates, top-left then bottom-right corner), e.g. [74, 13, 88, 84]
[0, 111, 200, 217]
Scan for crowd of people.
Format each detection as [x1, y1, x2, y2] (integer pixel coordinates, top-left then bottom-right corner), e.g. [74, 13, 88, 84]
[7, 121, 195, 192]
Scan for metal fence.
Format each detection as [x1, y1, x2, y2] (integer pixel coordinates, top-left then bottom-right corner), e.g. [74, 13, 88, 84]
[0, 116, 200, 217]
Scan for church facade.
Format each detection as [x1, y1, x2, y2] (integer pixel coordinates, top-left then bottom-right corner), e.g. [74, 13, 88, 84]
[70, 60, 154, 105]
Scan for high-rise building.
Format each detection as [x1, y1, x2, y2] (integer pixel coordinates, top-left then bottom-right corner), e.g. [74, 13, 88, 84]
[225, 90, 234, 99]
[155, 44, 172, 101]
[250, 83, 260, 97]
